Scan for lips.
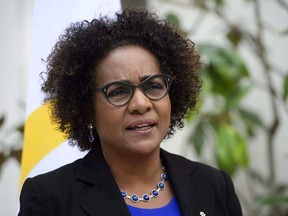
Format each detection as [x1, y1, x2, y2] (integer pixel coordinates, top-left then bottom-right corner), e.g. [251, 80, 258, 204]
[126, 120, 157, 131]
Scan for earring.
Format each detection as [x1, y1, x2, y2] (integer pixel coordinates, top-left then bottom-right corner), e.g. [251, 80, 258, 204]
[88, 123, 94, 143]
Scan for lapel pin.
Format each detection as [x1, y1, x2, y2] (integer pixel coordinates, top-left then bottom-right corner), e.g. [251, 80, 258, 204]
[200, 212, 206, 216]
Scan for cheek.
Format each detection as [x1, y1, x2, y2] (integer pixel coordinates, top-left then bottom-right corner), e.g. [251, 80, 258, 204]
[94, 99, 110, 134]
[94, 99, 122, 136]
[165, 96, 172, 114]
[93, 96, 102, 127]
[159, 97, 172, 125]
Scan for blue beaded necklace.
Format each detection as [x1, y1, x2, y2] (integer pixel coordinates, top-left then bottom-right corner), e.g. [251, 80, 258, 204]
[121, 165, 168, 203]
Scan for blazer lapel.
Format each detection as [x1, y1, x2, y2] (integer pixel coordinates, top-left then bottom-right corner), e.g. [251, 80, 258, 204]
[73, 146, 216, 216]
[161, 149, 215, 216]
[75, 146, 130, 216]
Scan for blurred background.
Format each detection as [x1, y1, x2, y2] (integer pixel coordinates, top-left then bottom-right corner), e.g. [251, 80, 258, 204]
[0, 0, 287, 215]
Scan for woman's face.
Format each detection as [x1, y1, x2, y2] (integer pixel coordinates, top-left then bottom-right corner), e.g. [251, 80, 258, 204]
[93, 45, 171, 158]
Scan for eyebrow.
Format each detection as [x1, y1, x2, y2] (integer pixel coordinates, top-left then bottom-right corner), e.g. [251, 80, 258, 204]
[110, 74, 152, 84]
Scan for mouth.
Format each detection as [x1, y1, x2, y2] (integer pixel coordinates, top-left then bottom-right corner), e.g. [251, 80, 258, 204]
[126, 120, 157, 131]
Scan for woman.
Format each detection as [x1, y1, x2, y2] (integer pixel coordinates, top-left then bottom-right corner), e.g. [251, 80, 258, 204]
[18, 8, 242, 216]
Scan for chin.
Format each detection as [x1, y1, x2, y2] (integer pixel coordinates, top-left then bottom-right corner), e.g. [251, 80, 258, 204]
[128, 142, 160, 156]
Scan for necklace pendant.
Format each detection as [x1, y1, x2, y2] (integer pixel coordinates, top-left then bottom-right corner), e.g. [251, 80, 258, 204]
[131, 194, 139, 203]
[142, 194, 151, 202]
[121, 166, 167, 203]
[151, 189, 159, 197]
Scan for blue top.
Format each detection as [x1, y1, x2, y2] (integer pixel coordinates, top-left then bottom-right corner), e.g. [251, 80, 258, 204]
[127, 197, 182, 216]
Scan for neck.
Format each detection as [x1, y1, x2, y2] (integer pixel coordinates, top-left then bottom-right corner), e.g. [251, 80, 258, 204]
[100, 146, 174, 207]
[101, 146, 162, 192]
[106, 150, 161, 177]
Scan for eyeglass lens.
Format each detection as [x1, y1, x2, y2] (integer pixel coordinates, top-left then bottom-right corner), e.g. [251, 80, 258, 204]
[106, 75, 171, 106]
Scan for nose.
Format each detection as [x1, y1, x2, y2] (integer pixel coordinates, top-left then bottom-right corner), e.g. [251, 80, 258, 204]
[127, 88, 152, 114]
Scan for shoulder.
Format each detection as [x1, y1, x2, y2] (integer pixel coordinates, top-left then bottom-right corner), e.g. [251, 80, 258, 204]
[28, 158, 82, 185]
[162, 149, 224, 177]
[161, 149, 242, 215]
[161, 149, 236, 194]
[18, 159, 83, 215]
[21, 158, 83, 199]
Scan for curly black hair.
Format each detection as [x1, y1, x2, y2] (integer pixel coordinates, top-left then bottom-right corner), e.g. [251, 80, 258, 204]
[41, 8, 201, 151]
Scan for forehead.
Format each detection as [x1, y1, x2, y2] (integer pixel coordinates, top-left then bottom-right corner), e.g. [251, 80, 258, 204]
[95, 45, 161, 85]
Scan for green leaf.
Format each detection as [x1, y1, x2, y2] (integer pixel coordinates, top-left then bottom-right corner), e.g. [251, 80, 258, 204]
[189, 122, 206, 155]
[198, 44, 250, 97]
[216, 0, 224, 5]
[215, 124, 249, 175]
[199, 44, 249, 77]
[280, 28, 288, 35]
[165, 13, 181, 29]
[275, 184, 288, 194]
[10, 149, 22, 164]
[193, 0, 208, 11]
[247, 169, 269, 186]
[210, 0, 225, 6]
[226, 85, 252, 108]
[0, 115, 5, 127]
[17, 124, 24, 134]
[227, 28, 242, 47]
[256, 195, 288, 205]
[239, 108, 264, 127]
[233, 131, 249, 167]
[238, 108, 264, 137]
[0, 152, 5, 169]
[283, 74, 288, 101]
[215, 124, 237, 175]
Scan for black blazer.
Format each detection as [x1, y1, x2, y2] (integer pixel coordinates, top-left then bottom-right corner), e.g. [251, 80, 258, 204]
[18, 146, 242, 216]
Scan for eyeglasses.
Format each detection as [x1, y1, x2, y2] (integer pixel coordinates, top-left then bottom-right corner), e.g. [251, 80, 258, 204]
[93, 74, 174, 106]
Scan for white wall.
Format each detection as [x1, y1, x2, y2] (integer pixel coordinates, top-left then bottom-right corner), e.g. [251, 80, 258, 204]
[149, 0, 288, 179]
[150, 0, 288, 214]
[0, 0, 33, 215]
[0, 0, 287, 215]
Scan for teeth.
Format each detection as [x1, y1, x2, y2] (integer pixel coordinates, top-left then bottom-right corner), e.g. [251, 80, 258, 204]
[127, 122, 156, 131]
[135, 124, 149, 128]
[134, 125, 151, 131]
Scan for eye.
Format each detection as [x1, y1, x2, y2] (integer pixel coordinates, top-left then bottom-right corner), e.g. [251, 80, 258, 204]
[143, 78, 166, 92]
[146, 82, 164, 90]
[107, 85, 131, 98]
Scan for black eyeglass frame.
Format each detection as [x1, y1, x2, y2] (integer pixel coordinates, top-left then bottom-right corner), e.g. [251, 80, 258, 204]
[92, 74, 175, 107]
